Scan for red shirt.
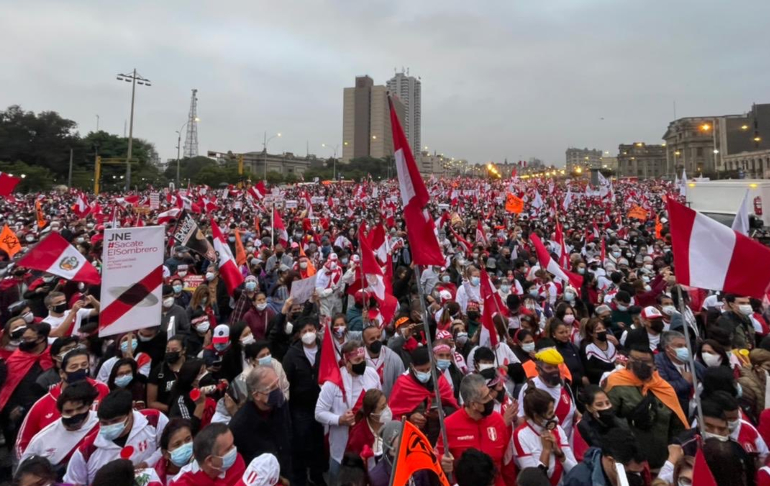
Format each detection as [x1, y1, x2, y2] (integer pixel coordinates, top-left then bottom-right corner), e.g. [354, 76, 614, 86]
[436, 408, 515, 486]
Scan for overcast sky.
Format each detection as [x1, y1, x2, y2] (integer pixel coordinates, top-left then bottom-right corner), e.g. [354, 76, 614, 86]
[2, 0, 769, 167]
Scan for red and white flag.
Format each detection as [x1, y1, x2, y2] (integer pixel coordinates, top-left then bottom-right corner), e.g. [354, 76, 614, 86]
[359, 227, 398, 325]
[273, 209, 288, 246]
[555, 222, 569, 268]
[479, 269, 500, 347]
[368, 224, 389, 264]
[667, 198, 770, 297]
[562, 189, 574, 211]
[157, 208, 181, 225]
[72, 193, 90, 218]
[17, 233, 100, 284]
[318, 318, 345, 400]
[210, 218, 244, 295]
[0, 172, 21, 197]
[475, 221, 488, 246]
[248, 181, 267, 200]
[529, 233, 583, 289]
[389, 96, 444, 266]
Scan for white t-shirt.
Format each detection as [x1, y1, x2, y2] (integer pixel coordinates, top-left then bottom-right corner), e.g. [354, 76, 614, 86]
[43, 308, 94, 341]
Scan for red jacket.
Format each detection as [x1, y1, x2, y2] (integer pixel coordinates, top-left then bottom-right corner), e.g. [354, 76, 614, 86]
[436, 408, 515, 486]
[15, 378, 109, 458]
[345, 418, 375, 456]
[170, 454, 246, 486]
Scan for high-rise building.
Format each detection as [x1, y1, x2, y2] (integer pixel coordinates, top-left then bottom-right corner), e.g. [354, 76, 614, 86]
[565, 148, 603, 172]
[387, 70, 421, 153]
[342, 76, 405, 163]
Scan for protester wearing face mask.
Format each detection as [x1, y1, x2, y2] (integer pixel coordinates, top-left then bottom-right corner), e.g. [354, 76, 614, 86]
[242, 292, 275, 341]
[229, 365, 293, 480]
[42, 291, 100, 340]
[576, 385, 625, 450]
[604, 345, 688, 470]
[169, 423, 245, 486]
[548, 314, 586, 388]
[169, 359, 217, 434]
[513, 387, 577, 484]
[14, 346, 110, 458]
[512, 329, 537, 364]
[622, 306, 665, 352]
[437, 374, 515, 486]
[230, 276, 260, 326]
[432, 338, 463, 398]
[388, 347, 459, 445]
[160, 284, 191, 338]
[563, 428, 647, 486]
[654, 331, 705, 415]
[281, 317, 326, 486]
[0, 315, 29, 360]
[582, 318, 619, 385]
[345, 389, 390, 468]
[97, 332, 152, 383]
[35, 335, 79, 390]
[204, 267, 233, 324]
[169, 278, 192, 309]
[517, 348, 577, 440]
[455, 266, 482, 313]
[236, 341, 289, 404]
[187, 285, 220, 325]
[361, 324, 403, 397]
[19, 380, 100, 472]
[608, 291, 632, 338]
[697, 339, 731, 370]
[65, 388, 169, 485]
[717, 294, 756, 350]
[315, 340, 380, 483]
[156, 418, 195, 484]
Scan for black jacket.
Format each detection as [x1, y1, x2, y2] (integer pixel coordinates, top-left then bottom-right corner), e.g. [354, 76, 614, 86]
[623, 326, 654, 352]
[282, 340, 321, 413]
[230, 401, 293, 473]
[556, 340, 585, 386]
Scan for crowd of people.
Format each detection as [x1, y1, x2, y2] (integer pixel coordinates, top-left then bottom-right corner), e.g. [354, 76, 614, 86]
[1, 175, 770, 486]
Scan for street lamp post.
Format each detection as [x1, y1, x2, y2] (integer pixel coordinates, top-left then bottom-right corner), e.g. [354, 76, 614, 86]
[321, 143, 339, 180]
[263, 131, 282, 182]
[116, 69, 151, 191]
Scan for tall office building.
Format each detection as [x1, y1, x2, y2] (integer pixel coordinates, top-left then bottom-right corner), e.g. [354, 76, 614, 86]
[342, 76, 405, 163]
[387, 70, 421, 153]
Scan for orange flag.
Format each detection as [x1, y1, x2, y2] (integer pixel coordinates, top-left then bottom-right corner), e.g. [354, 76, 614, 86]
[234, 228, 247, 266]
[0, 225, 21, 257]
[505, 193, 524, 214]
[627, 205, 648, 221]
[299, 245, 316, 276]
[655, 214, 663, 239]
[35, 200, 46, 229]
[392, 420, 451, 486]
[254, 215, 261, 235]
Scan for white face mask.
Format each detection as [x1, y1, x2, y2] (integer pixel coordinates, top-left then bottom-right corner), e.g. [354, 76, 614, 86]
[478, 363, 495, 372]
[301, 331, 316, 345]
[163, 297, 175, 309]
[701, 352, 722, 368]
[563, 315, 575, 325]
[256, 303, 268, 311]
[661, 305, 676, 316]
[195, 321, 210, 333]
[520, 342, 536, 353]
[738, 304, 753, 316]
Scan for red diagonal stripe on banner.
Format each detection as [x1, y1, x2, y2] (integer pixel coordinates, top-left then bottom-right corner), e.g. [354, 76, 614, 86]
[99, 266, 163, 331]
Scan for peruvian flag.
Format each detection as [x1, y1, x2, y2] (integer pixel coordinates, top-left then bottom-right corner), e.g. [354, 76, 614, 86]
[359, 227, 398, 325]
[318, 318, 345, 400]
[115, 195, 140, 206]
[667, 198, 770, 297]
[555, 222, 569, 268]
[210, 218, 244, 295]
[368, 224, 389, 264]
[17, 233, 100, 284]
[388, 96, 444, 266]
[273, 209, 289, 246]
[0, 172, 21, 197]
[562, 189, 574, 211]
[529, 233, 583, 289]
[475, 221, 488, 246]
[479, 269, 501, 347]
[72, 193, 90, 218]
[692, 447, 717, 486]
[248, 181, 267, 200]
[157, 208, 181, 225]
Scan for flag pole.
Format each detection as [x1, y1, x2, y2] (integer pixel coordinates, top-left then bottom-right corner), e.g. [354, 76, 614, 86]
[386, 417, 407, 486]
[270, 200, 275, 250]
[676, 284, 704, 436]
[414, 265, 450, 461]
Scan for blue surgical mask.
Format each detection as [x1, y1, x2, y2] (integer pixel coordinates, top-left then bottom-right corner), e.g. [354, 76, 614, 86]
[258, 355, 272, 366]
[170, 441, 193, 467]
[245, 281, 257, 292]
[114, 374, 133, 388]
[120, 339, 138, 353]
[616, 304, 628, 312]
[674, 347, 690, 362]
[172, 284, 183, 294]
[441, 275, 451, 283]
[436, 359, 451, 371]
[529, 288, 539, 297]
[99, 417, 127, 441]
[414, 369, 431, 383]
[217, 446, 238, 471]
[214, 342, 229, 352]
[470, 277, 480, 286]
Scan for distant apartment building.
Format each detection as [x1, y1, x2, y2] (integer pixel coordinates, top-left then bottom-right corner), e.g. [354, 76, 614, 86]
[387, 70, 421, 154]
[616, 143, 666, 179]
[342, 76, 405, 163]
[565, 148, 603, 172]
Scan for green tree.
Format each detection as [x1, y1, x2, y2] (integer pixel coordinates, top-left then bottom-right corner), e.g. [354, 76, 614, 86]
[266, 171, 284, 185]
[284, 172, 298, 184]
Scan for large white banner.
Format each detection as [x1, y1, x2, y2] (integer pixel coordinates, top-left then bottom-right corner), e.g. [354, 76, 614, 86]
[99, 226, 165, 337]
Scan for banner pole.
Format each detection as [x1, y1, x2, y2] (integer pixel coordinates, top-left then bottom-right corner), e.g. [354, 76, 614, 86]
[414, 265, 450, 463]
[676, 285, 704, 436]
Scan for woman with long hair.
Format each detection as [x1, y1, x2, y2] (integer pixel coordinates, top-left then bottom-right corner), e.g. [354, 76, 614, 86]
[346, 389, 390, 468]
[581, 318, 617, 385]
[107, 357, 147, 408]
[168, 358, 216, 433]
[186, 285, 219, 324]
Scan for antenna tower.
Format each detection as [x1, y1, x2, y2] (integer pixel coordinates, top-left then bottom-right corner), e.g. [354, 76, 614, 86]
[183, 89, 199, 158]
